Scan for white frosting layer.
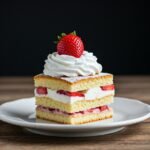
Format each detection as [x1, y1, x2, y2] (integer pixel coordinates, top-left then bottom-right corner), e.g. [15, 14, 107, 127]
[43, 51, 102, 77]
[35, 87, 114, 104]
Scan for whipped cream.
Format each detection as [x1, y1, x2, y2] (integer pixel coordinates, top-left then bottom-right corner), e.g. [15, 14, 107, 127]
[43, 51, 102, 77]
[35, 87, 114, 104]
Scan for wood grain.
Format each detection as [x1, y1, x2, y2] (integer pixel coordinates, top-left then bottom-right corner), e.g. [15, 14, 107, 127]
[0, 76, 150, 150]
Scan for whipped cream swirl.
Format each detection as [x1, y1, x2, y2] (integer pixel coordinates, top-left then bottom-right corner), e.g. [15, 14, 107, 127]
[43, 51, 102, 77]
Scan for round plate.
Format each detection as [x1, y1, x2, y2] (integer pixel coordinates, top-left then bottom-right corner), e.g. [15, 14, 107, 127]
[0, 97, 150, 137]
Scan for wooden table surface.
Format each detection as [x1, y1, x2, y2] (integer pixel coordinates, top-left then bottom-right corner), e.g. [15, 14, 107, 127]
[0, 76, 150, 150]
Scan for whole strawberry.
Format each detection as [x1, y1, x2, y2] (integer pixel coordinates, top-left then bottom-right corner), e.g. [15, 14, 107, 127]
[55, 31, 84, 58]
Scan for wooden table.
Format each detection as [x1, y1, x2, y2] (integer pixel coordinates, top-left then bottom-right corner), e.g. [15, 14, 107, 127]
[0, 76, 150, 150]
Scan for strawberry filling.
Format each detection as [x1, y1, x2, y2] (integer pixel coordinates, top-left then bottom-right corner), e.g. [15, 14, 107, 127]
[36, 87, 47, 94]
[57, 90, 84, 97]
[37, 105, 109, 116]
[101, 84, 115, 91]
[36, 84, 115, 96]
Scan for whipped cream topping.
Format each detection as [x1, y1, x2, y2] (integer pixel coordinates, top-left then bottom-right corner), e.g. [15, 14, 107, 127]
[35, 87, 114, 104]
[43, 51, 102, 77]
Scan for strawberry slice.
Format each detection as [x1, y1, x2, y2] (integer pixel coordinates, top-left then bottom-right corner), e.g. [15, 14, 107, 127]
[36, 87, 47, 94]
[57, 90, 84, 97]
[100, 105, 109, 111]
[101, 84, 115, 91]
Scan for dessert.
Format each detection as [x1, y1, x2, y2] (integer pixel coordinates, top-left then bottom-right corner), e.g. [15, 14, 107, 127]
[34, 31, 115, 124]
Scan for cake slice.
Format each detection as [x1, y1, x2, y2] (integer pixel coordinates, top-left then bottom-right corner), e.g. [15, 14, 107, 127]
[34, 73, 114, 124]
[34, 31, 115, 124]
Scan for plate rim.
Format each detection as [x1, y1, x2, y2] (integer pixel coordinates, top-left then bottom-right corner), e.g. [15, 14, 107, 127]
[0, 97, 150, 130]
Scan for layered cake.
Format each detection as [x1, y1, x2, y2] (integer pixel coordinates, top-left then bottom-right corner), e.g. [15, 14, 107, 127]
[34, 31, 115, 124]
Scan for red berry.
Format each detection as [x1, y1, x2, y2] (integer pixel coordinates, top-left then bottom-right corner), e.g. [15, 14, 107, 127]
[56, 90, 66, 95]
[66, 91, 85, 97]
[100, 105, 109, 111]
[57, 90, 84, 97]
[101, 84, 115, 91]
[57, 34, 84, 58]
[36, 87, 47, 94]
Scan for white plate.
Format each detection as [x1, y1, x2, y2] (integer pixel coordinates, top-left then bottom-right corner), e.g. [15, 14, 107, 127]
[0, 97, 150, 137]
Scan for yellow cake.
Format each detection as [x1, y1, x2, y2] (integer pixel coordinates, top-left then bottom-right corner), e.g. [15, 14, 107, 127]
[35, 95, 114, 113]
[34, 73, 113, 92]
[34, 31, 115, 124]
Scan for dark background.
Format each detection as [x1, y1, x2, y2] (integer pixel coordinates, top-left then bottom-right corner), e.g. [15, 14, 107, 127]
[0, 0, 150, 76]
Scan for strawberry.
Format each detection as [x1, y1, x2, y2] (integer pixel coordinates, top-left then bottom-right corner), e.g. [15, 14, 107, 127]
[100, 105, 109, 111]
[36, 87, 47, 94]
[101, 84, 115, 91]
[55, 31, 84, 58]
[57, 90, 84, 97]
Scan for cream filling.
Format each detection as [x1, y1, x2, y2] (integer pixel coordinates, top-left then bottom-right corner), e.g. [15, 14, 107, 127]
[36, 105, 111, 117]
[35, 87, 114, 104]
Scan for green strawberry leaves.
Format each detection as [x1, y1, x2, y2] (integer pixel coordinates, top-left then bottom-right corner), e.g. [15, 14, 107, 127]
[54, 31, 77, 44]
